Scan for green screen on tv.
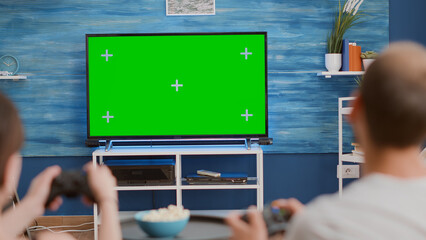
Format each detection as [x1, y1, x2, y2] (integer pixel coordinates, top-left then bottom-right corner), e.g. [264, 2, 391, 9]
[86, 32, 268, 139]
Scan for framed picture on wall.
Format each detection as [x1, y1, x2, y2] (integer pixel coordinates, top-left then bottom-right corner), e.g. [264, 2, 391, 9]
[166, 0, 215, 16]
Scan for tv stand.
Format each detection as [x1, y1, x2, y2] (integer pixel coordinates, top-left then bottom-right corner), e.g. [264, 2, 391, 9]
[99, 138, 257, 152]
[91, 145, 264, 240]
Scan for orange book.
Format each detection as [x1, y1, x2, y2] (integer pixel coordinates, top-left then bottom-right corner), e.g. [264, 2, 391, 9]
[353, 46, 362, 71]
[349, 44, 362, 71]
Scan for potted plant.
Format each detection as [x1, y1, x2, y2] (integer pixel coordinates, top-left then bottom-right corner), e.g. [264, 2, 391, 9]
[326, 0, 364, 72]
[360, 50, 378, 71]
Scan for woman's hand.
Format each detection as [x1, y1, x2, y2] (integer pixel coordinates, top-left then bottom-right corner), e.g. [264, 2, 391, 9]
[84, 163, 118, 206]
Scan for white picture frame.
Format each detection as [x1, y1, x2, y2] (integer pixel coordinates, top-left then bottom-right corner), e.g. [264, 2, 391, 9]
[166, 0, 215, 16]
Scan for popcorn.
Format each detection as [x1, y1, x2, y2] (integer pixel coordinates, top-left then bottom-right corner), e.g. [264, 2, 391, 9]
[143, 205, 190, 222]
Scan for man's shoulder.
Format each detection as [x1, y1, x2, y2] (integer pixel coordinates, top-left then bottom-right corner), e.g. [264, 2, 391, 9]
[286, 174, 426, 240]
[307, 173, 426, 212]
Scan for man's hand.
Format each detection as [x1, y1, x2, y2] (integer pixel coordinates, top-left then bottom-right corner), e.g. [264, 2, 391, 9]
[271, 198, 304, 216]
[225, 206, 268, 240]
[225, 199, 304, 240]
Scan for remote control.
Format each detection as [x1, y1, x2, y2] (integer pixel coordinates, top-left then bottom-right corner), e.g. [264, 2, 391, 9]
[45, 170, 96, 207]
[197, 169, 221, 177]
[241, 204, 291, 236]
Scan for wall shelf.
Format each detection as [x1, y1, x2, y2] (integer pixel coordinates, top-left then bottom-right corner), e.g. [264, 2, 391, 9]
[0, 75, 27, 80]
[341, 107, 353, 115]
[341, 153, 364, 163]
[317, 71, 364, 78]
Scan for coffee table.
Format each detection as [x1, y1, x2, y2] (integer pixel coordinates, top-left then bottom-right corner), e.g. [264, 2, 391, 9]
[120, 210, 236, 240]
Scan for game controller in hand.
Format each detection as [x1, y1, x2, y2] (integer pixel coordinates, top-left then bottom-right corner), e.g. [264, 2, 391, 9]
[241, 204, 291, 236]
[45, 170, 96, 207]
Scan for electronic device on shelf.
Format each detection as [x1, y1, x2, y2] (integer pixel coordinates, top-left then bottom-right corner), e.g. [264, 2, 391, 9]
[186, 172, 248, 184]
[104, 159, 175, 186]
[85, 32, 268, 146]
[241, 204, 290, 236]
[197, 169, 221, 177]
[45, 171, 95, 207]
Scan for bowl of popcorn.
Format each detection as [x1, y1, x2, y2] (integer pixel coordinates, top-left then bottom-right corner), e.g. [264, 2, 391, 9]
[134, 205, 190, 238]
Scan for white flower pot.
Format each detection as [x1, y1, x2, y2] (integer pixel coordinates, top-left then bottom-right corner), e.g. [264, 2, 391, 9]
[362, 59, 375, 71]
[325, 53, 342, 72]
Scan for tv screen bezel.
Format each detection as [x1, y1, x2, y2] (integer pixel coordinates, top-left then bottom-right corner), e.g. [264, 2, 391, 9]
[85, 31, 268, 141]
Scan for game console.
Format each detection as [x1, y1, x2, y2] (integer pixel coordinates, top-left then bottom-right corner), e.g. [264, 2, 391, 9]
[186, 172, 247, 184]
[105, 159, 175, 186]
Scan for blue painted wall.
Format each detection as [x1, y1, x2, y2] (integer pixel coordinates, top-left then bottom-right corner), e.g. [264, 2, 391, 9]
[0, 0, 388, 155]
[0, 0, 393, 215]
[389, 0, 426, 45]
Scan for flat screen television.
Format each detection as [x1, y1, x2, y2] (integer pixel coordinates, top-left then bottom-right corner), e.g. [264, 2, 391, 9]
[86, 32, 268, 141]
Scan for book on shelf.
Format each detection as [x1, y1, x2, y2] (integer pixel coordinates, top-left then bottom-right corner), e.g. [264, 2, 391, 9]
[349, 42, 362, 71]
[351, 142, 362, 151]
[351, 143, 364, 156]
[341, 39, 350, 71]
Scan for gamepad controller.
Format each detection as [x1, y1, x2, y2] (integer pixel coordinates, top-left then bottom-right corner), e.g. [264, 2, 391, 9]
[241, 204, 291, 236]
[45, 170, 96, 207]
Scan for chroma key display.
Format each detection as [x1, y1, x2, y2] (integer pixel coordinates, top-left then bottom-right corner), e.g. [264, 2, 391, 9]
[86, 32, 268, 139]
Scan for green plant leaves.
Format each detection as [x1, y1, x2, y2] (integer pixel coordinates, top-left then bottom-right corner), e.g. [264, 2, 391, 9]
[327, 0, 363, 53]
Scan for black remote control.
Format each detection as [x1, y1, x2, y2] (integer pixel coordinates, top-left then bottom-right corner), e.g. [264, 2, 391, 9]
[241, 204, 291, 236]
[45, 170, 96, 207]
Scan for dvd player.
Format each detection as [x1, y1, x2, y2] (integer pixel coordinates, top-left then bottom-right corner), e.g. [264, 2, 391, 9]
[104, 159, 175, 186]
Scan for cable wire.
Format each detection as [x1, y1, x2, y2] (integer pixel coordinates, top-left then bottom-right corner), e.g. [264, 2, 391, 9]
[28, 222, 95, 233]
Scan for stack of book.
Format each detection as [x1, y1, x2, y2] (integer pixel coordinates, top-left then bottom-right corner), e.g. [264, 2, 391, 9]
[351, 143, 364, 156]
[342, 39, 362, 71]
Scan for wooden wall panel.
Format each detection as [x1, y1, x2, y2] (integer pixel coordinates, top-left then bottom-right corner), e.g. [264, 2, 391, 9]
[0, 0, 389, 155]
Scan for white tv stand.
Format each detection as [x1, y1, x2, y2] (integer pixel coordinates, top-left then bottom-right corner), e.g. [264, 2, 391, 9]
[91, 145, 264, 239]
